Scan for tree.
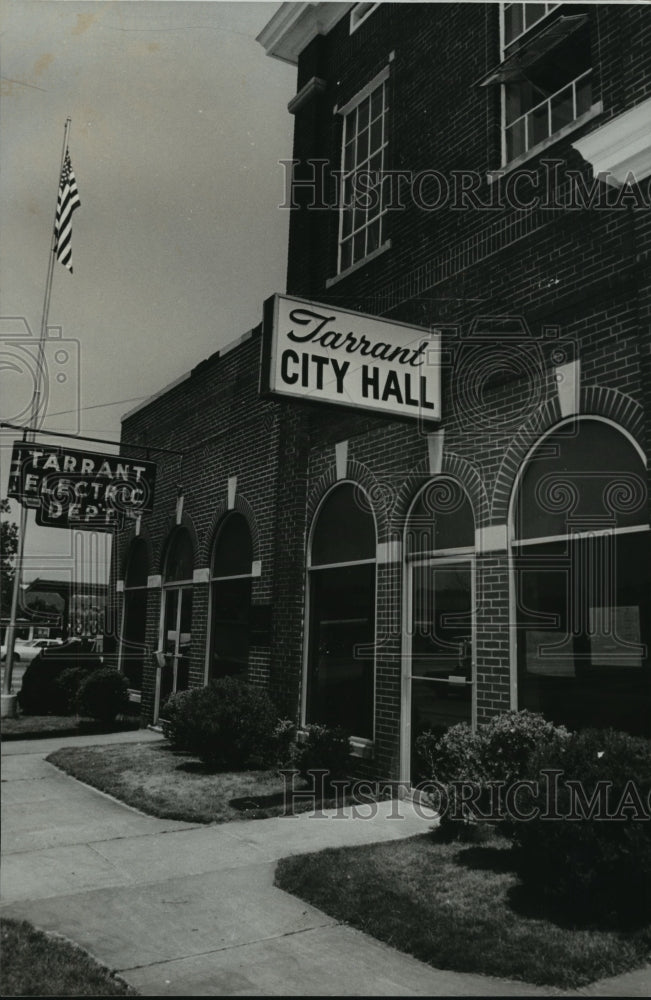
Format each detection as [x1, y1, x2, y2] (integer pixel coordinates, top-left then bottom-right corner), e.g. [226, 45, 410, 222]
[1, 499, 19, 617]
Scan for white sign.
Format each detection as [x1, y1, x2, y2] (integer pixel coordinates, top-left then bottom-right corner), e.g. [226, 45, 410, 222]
[261, 294, 441, 420]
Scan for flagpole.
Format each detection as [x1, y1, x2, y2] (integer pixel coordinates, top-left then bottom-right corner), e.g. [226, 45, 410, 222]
[1, 119, 72, 713]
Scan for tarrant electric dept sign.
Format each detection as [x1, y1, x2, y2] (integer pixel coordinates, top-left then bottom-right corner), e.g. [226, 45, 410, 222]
[7, 442, 156, 531]
[261, 294, 441, 420]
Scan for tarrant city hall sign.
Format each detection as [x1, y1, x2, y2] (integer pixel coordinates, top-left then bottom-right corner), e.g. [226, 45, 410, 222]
[261, 294, 441, 420]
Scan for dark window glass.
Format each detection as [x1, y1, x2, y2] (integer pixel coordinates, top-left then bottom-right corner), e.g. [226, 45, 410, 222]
[515, 533, 651, 736]
[212, 513, 253, 577]
[122, 538, 149, 690]
[407, 478, 474, 555]
[210, 578, 252, 679]
[307, 563, 375, 739]
[209, 514, 254, 680]
[163, 528, 194, 582]
[125, 537, 148, 588]
[122, 588, 148, 690]
[311, 484, 376, 565]
[515, 420, 647, 540]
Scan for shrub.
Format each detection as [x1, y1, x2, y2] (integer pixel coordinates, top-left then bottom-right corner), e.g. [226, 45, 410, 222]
[77, 669, 130, 723]
[162, 678, 278, 771]
[18, 641, 102, 715]
[416, 712, 570, 836]
[513, 727, 651, 924]
[55, 667, 88, 714]
[273, 718, 298, 769]
[482, 709, 570, 785]
[160, 687, 210, 755]
[291, 723, 351, 788]
[415, 723, 486, 786]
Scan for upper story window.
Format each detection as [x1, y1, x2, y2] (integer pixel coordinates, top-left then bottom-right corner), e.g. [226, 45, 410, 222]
[486, 4, 598, 165]
[337, 67, 389, 276]
[503, 3, 560, 49]
[350, 3, 380, 34]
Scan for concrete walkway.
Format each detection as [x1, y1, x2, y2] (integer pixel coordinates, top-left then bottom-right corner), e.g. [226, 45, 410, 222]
[1, 731, 649, 997]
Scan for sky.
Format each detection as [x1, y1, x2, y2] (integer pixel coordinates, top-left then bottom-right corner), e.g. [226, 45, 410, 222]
[0, 0, 296, 585]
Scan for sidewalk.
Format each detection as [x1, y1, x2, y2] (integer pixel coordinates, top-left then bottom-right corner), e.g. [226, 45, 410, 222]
[2, 731, 649, 997]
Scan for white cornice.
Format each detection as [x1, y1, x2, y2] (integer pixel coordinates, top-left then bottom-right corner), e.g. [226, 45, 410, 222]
[572, 96, 651, 188]
[257, 2, 354, 65]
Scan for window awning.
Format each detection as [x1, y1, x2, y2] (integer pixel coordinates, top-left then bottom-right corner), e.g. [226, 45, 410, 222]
[478, 14, 588, 87]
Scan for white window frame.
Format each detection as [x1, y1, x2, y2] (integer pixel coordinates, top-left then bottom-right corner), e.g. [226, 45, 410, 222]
[335, 65, 390, 279]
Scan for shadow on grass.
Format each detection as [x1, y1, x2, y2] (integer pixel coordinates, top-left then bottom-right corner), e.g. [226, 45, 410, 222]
[507, 881, 651, 933]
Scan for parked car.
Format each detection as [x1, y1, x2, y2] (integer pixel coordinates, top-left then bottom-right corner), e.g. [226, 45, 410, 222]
[0, 638, 63, 663]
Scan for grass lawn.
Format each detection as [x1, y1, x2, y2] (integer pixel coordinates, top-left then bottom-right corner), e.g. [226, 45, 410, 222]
[0, 918, 136, 996]
[47, 741, 307, 823]
[275, 832, 651, 989]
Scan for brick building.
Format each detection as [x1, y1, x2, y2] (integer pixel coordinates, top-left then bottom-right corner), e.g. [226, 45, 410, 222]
[114, 2, 651, 783]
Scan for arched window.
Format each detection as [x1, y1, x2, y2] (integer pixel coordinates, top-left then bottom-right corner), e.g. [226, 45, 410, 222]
[306, 483, 376, 740]
[157, 527, 194, 720]
[405, 478, 475, 778]
[120, 537, 149, 692]
[209, 512, 254, 679]
[512, 419, 650, 736]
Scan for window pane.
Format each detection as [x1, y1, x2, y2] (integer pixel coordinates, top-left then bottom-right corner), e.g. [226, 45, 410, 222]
[516, 533, 651, 736]
[340, 238, 353, 272]
[357, 126, 370, 164]
[576, 73, 592, 116]
[125, 537, 148, 588]
[370, 116, 383, 155]
[529, 102, 549, 147]
[407, 478, 474, 555]
[307, 563, 375, 738]
[550, 82, 573, 132]
[506, 119, 526, 161]
[122, 588, 147, 689]
[504, 3, 523, 46]
[164, 528, 194, 582]
[311, 483, 376, 565]
[212, 512, 252, 577]
[210, 578, 252, 679]
[370, 84, 384, 121]
[366, 218, 380, 254]
[514, 420, 648, 540]
[524, 3, 546, 30]
[358, 96, 370, 128]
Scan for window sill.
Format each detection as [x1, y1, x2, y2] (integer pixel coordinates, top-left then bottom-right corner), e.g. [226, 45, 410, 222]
[350, 736, 374, 759]
[325, 240, 391, 289]
[488, 102, 604, 183]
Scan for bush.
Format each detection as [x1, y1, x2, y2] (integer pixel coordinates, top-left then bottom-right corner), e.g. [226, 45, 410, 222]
[514, 727, 651, 923]
[77, 669, 130, 723]
[416, 711, 570, 836]
[18, 641, 102, 715]
[482, 709, 570, 785]
[416, 723, 486, 786]
[55, 667, 88, 714]
[162, 678, 278, 771]
[290, 723, 351, 788]
[273, 718, 298, 769]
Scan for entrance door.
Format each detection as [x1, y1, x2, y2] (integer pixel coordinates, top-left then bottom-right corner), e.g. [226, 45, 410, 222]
[156, 586, 192, 721]
[405, 558, 474, 782]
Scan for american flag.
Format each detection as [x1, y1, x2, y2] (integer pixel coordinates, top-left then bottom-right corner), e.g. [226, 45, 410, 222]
[54, 150, 81, 273]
